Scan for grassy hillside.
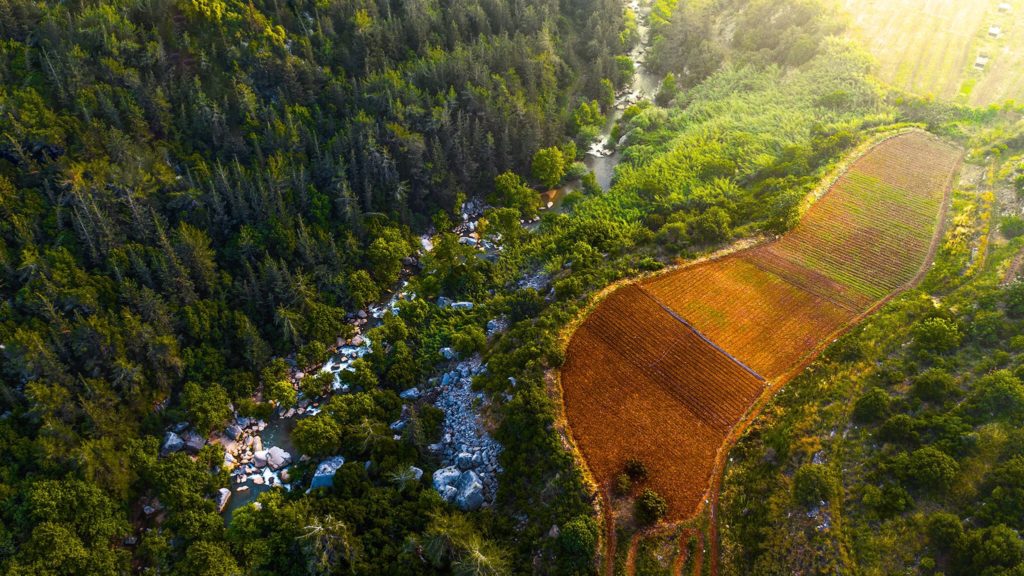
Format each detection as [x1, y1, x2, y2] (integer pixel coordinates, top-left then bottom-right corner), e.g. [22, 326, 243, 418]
[842, 0, 1024, 106]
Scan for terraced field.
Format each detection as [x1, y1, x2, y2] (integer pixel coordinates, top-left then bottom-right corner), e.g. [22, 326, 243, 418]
[561, 131, 962, 519]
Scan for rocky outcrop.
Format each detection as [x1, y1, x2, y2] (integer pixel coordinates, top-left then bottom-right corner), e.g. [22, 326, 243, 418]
[309, 456, 346, 492]
[161, 431, 184, 455]
[216, 488, 231, 513]
[430, 354, 502, 508]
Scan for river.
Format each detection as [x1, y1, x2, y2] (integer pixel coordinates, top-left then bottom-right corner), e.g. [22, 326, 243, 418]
[221, 0, 661, 520]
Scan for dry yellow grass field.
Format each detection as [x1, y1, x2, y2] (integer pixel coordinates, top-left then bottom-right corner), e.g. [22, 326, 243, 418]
[842, 0, 1024, 105]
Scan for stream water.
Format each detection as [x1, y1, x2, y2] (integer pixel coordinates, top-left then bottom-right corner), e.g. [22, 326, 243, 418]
[545, 0, 661, 211]
[220, 0, 660, 521]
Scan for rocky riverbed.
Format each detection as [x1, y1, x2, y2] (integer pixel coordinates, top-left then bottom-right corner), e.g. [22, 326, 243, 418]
[428, 353, 503, 510]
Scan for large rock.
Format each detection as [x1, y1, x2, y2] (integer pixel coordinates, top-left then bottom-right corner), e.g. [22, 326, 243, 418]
[454, 470, 485, 511]
[308, 456, 346, 492]
[266, 446, 291, 470]
[226, 424, 243, 440]
[399, 387, 420, 400]
[439, 347, 456, 360]
[161, 431, 185, 455]
[433, 466, 462, 494]
[410, 466, 424, 482]
[216, 488, 231, 513]
[450, 301, 474, 310]
[253, 450, 269, 468]
[182, 430, 206, 454]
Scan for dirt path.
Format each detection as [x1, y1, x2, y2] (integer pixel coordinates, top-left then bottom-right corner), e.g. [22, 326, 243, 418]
[671, 529, 703, 576]
[611, 134, 963, 576]
[1004, 246, 1024, 284]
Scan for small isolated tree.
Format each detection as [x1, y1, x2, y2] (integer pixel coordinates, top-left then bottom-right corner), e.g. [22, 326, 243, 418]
[853, 387, 891, 424]
[634, 488, 667, 525]
[532, 146, 566, 189]
[655, 72, 677, 106]
[182, 382, 232, 433]
[265, 379, 297, 407]
[911, 317, 962, 354]
[292, 415, 342, 458]
[793, 464, 837, 507]
[347, 269, 379, 310]
[624, 458, 648, 481]
[912, 368, 956, 403]
[896, 446, 959, 493]
[614, 473, 632, 496]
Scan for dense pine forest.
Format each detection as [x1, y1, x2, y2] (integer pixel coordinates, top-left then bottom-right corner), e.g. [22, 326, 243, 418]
[4, 0, 1024, 574]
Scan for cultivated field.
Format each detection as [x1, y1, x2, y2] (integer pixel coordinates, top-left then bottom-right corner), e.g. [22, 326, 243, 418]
[842, 0, 1024, 106]
[561, 285, 764, 516]
[561, 131, 962, 519]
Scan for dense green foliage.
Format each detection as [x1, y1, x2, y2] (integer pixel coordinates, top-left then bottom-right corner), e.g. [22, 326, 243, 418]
[0, 0, 628, 572]
[719, 139, 1024, 575]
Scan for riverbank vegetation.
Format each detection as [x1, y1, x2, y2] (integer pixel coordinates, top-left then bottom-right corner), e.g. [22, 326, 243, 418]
[4, 0, 1024, 573]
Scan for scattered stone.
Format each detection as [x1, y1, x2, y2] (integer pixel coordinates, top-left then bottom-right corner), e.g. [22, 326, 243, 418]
[253, 450, 269, 468]
[454, 470, 484, 511]
[252, 475, 264, 486]
[266, 446, 292, 470]
[399, 387, 420, 400]
[216, 488, 231, 512]
[309, 456, 346, 492]
[437, 296, 453, 308]
[433, 466, 462, 493]
[226, 424, 243, 440]
[236, 485, 249, 493]
[456, 452, 474, 470]
[410, 466, 424, 482]
[182, 430, 205, 454]
[389, 419, 406, 432]
[357, 309, 368, 319]
[440, 347, 456, 360]
[161, 431, 185, 455]
[172, 422, 189, 433]
[450, 301, 474, 310]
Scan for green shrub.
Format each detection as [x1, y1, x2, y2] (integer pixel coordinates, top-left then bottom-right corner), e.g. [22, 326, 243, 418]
[895, 447, 959, 493]
[853, 387, 891, 424]
[634, 489, 667, 525]
[912, 368, 956, 403]
[624, 458, 648, 481]
[793, 464, 837, 507]
[1002, 215, 1024, 239]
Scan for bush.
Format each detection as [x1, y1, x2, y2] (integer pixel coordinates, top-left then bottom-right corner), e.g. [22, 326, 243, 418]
[452, 326, 487, 355]
[624, 458, 648, 481]
[928, 512, 965, 553]
[912, 368, 956, 403]
[1002, 215, 1024, 239]
[964, 370, 1024, 422]
[556, 515, 600, 572]
[862, 483, 912, 519]
[614, 474, 632, 496]
[793, 464, 837, 507]
[895, 446, 959, 493]
[911, 318, 962, 354]
[634, 489, 667, 525]
[878, 414, 920, 444]
[853, 387, 891, 424]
